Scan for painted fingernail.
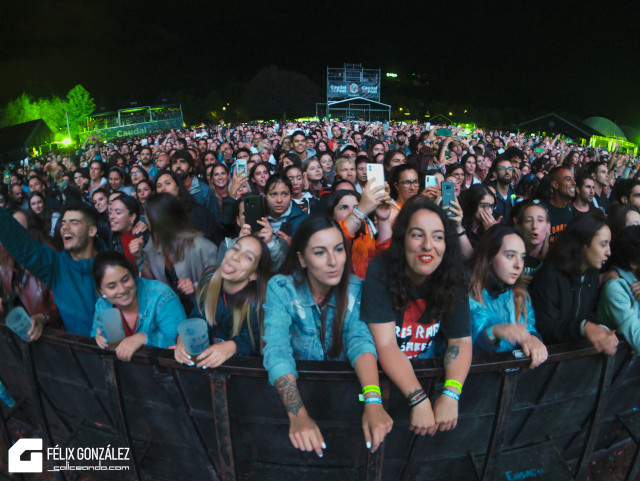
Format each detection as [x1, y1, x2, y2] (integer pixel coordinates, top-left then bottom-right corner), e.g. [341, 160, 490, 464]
[318, 453, 323, 458]
[186, 355, 191, 360]
[321, 442, 327, 449]
[366, 441, 372, 449]
[188, 362, 194, 366]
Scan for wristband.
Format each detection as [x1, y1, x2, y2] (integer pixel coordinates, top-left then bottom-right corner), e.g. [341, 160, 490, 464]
[444, 379, 462, 392]
[362, 385, 381, 396]
[352, 205, 367, 221]
[364, 397, 383, 405]
[442, 389, 460, 402]
[409, 393, 428, 408]
[457, 229, 466, 237]
[349, 213, 363, 224]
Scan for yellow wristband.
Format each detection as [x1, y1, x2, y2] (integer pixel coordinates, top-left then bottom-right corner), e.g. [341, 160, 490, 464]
[362, 385, 381, 395]
[444, 379, 462, 392]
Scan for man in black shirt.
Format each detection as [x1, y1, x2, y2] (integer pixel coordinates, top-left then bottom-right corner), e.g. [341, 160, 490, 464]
[542, 167, 575, 243]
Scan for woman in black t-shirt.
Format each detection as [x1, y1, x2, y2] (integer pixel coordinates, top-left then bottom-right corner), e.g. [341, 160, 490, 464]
[362, 196, 472, 436]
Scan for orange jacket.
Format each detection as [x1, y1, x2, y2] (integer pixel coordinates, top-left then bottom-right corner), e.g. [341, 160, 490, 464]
[339, 220, 391, 279]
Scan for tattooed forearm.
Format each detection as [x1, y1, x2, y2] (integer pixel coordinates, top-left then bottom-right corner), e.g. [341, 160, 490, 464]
[444, 345, 459, 366]
[274, 375, 304, 416]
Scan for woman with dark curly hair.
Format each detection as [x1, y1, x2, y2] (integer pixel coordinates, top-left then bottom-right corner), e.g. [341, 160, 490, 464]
[361, 196, 472, 436]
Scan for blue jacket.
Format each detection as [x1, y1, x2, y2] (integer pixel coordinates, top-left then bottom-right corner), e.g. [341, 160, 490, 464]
[262, 273, 377, 385]
[91, 277, 184, 348]
[0, 207, 96, 335]
[597, 268, 640, 354]
[469, 285, 539, 354]
[268, 201, 307, 237]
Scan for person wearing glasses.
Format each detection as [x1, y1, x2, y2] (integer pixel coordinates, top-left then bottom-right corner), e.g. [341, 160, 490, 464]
[489, 156, 518, 225]
[389, 165, 420, 227]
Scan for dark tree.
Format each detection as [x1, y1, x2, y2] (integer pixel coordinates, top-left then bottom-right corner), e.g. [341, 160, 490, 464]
[243, 66, 318, 120]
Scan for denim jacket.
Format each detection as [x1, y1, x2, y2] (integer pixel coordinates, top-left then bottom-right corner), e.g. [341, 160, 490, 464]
[262, 273, 377, 385]
[91, 277, 185, 348]
[470, 284, 539, 354]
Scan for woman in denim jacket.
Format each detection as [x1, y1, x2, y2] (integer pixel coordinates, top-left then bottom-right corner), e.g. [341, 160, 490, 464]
[92, 250, 185, 361]
[263, 216, 393, 458]
[468, 225, 547, 368]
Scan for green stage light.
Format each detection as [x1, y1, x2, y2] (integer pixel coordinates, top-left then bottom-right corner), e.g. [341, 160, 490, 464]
[62, 138, 72, 146]
[386, 73, 397, 78]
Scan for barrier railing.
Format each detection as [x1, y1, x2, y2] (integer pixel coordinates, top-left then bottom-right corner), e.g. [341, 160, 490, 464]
[0, 326, 638, 480]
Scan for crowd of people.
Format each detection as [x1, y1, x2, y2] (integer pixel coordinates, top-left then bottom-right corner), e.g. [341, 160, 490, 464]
[1, 119, 640, 457]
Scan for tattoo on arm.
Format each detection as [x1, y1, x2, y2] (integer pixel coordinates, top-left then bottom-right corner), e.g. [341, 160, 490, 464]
[407, 388, 423, 398]
[274, 376, 304, 416]
[444, 345, 460, 366]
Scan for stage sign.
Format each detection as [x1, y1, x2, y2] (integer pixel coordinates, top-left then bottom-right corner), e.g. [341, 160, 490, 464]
[80, 118, 184, 142]
[327, 81, 380, 100]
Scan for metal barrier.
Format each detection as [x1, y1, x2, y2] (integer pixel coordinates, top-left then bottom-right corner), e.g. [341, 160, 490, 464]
[0, 325, 638, 481]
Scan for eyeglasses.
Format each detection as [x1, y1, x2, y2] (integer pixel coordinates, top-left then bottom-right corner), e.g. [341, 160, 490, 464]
[479, 202, 495, 210]
[497, 166, 514, 172]
[399, 180, 420, 187]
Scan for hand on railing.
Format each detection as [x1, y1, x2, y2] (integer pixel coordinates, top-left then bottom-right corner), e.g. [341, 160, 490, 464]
[409, 398, 437, 436]
[362, 402, 393, 453]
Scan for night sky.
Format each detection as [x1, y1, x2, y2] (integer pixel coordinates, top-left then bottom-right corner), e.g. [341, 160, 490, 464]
[2, 0, 640, 125]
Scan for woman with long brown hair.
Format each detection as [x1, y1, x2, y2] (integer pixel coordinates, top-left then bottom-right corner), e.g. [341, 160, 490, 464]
[468, 224, 547, 368]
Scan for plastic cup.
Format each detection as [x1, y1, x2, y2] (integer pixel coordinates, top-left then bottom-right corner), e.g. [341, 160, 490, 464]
[178, 319, 210, 356]
[97, 308, 126, 344]
[5, 307, 33, 342]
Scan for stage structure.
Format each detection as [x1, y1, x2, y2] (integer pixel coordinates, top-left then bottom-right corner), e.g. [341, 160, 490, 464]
[317, 63, 391, 121]
[80, 104, 184, 142]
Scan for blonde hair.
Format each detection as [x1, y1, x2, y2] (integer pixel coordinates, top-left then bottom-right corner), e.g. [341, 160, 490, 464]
[196, 269, 259, 350]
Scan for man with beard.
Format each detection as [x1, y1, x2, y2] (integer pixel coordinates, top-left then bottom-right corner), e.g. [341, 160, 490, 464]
[139, 146, 158, 180]
[156, 153, 170, 171]
[0, 203, 98, 335]
[617, 179, 640, 212]
[573, 173, 604, 218]
[393, 130, 410, 156]
[542, 167, 576, 243]
[7, 183, 28, 212]
[170, 149, 221, 223]
[490, 157, 518, 225]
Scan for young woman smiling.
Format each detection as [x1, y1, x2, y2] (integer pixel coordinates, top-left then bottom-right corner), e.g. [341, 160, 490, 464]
[362, 196, 472, 436]
[92, 250, 185, 361]
[263, 216, 393, 458]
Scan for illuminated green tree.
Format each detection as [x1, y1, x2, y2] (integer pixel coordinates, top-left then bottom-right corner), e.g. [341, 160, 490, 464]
[1, 93, 41, 127]
[66, 84, 95, 137]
